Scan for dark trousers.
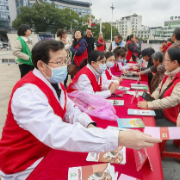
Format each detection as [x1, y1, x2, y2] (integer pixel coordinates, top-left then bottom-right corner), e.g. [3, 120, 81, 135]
[155, 110, 176, 127]
[18, 64, 34, 78]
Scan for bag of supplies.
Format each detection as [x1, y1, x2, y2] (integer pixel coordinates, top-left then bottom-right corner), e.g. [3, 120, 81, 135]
[68, 91, 118, 121]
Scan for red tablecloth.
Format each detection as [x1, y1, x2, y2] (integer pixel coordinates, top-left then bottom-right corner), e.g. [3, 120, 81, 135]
[27, 79, 164, 180]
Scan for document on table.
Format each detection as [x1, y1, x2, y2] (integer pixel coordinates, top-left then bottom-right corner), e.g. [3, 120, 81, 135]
[117, 118, 145, 128]
[144, 127, 180, 140]
[118, 174, 141, 180]
[128, 109, 156, 116]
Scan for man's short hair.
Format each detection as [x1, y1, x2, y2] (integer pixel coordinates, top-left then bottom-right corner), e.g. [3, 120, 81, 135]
[32, 40, 64, 69]
[87, 28, 92, 32]
[173, 28, 180, 41]
[115, 34, 122, 40]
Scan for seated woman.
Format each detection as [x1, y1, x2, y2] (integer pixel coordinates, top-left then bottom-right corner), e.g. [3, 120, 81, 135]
[111, 47, 136, 75]
[138, 46, 180, 126]
[102, 52, 122, 84]
[136, 52, 165, 93]
[67, 51, 119, 98]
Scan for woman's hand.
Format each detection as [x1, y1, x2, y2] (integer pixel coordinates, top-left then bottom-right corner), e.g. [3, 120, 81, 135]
[137, 101, 148, 109]
[117, 77, 123, 83]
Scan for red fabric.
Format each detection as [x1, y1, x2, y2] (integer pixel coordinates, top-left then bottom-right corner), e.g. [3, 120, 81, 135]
[27, 79, 163, 180]
[160, 71, 180, 123]
[164, 43, 172, 53]
[126, 40, 134, 61]
[105, 69, 112, 80]
[67, 66, 102, 93]
[74, 42, 88, 66]
[96, 39, 105, 52]
[0, 71, 67, 174]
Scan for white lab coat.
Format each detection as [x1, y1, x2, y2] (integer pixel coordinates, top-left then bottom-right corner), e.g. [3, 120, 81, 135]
[102, 68, 119, 85]
[72, 64, 112, 99]
[0, 68, 119, 180]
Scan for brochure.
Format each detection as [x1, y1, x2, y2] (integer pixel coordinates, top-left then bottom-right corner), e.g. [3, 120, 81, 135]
[86, 146, 126, 164]
[118, 174, 141, 180]
[108, 100, 124, 106]
[117, 86, 130, 91]
[117, 118, 145, 128]
[68, 163, 118, 180]
[128, 109, 156, 116]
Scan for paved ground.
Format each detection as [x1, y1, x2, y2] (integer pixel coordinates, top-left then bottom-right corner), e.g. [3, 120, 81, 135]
[0, 59, 180, 180]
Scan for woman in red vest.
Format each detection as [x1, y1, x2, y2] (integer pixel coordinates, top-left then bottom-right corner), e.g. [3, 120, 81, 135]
[163, 38, 173, 53]
[67, 51, 119, 98]
[70, 30, 88, 70]
[138, 46, 180, 126]
[96, 34, 106, 52]
[102, 52, 122, 84]
[126, 34, 141, 62]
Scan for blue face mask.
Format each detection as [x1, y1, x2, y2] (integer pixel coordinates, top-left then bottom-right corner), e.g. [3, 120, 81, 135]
[117, 59, 123, 62]
[97, 64, 107, 74]
[44, 64, 67, 84]
[106, 62, 115, 68]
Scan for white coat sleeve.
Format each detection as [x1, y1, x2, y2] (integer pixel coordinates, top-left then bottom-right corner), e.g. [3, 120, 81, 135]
[11, 84, 119, 152]
[75, 74, 111, 98]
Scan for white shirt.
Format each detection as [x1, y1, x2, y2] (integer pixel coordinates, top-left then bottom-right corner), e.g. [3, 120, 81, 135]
[72, 64, 112, 98]
[0, 69, 119, 180]
[102, 68, 119, 85]
[117, 61, 130, 71]
[111, 41, 126, 52]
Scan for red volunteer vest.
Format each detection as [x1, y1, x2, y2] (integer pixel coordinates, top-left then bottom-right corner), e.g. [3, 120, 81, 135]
[67, 66, 102, 93]
[96, 39, 105, 52]
[114, 61, 124, 72]
[160, 71, 180, 123]
[0, 71, 67, 174]
[126, 40, 136, 61]
[105, 69, 112, 80]
[74, 42, 88, 66]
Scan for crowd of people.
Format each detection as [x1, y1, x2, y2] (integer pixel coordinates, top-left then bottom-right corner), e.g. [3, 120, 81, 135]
[0, 24, 180, 179]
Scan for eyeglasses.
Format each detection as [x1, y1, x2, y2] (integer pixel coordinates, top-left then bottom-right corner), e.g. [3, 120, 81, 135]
[48, 60, 68, 65]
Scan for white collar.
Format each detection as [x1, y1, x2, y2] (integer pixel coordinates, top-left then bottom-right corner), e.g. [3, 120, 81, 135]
[20, 36, 32, 42]
[87, 64, 101, 81]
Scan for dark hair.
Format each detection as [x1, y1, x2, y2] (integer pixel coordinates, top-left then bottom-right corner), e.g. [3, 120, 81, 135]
[142, 48, 155, 57]
[173, 28, 180, 41]
[115, 34, 122, 40]
[126, 34, 134, 42]
[87, 28, 92, 32]
[151, 52, 164, 63]
[32, 40, 64, 69]
[57, 29, 67, 38]
[72, 30, 83, 47]
[113, 47, 126, 58]
[79, 50, 105, 70]
[135, 37, 139, 40]
[162, 40, 167, 43]
[105, 52, 115, 59]
[167, 38, 173, 43]
[17, 24, 31, 36]
[167, 46, 180, 65]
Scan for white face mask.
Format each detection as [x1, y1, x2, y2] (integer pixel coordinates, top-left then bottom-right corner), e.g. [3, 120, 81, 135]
[117, 59, 123, 62]
[106, 61, 115, 68]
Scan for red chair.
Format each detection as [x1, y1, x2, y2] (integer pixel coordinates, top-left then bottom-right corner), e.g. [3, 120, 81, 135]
[160, 140, 180, 161]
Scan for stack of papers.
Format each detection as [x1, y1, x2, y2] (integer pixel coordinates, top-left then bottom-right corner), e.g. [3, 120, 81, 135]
[117, 118, 145, 128]
[86, 146, 126, 164]
[108, 100, 124, 106]
[131, 84, 148, 91]
[119, 174, 141, 180]
[128, 109, 156, 116]
[117, 86, 130, 91]
[126, 91, 149, 97]
[68, 163, 118, 180]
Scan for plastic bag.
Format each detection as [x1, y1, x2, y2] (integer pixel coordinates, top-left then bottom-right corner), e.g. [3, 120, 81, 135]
[68, 91, 118, 121]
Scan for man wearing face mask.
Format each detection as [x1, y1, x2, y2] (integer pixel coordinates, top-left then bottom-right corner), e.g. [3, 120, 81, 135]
[0, 41, 162, 179]
[67, 50, 119, 98]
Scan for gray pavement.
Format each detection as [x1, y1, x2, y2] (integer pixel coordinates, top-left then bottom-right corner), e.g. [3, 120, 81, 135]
[0, 60, 180, 180]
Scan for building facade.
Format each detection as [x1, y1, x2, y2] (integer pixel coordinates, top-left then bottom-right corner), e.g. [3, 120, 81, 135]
[133, 25, 149, 40]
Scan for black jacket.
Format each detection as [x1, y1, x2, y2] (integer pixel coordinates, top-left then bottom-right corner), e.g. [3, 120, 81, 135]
[83, 36, 95, 54]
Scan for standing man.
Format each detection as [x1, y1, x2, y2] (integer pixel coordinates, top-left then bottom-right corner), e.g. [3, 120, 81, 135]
[109, 34, 126, 52]
[96, 34, 106, 52]
[83, 28, 95, 55]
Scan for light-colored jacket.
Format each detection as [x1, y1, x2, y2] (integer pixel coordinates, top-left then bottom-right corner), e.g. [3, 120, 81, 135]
[148, 67, 180, 109]
[13, 36, 34, 64]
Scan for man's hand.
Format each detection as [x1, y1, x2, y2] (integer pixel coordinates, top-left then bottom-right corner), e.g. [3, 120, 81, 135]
[137, 101, 148, 109]
[118, 130, 162, 150]
[109, 82, 119, 94]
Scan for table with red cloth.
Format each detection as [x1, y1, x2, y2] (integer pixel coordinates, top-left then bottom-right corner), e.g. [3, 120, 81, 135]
[27, 79, 164, 180]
